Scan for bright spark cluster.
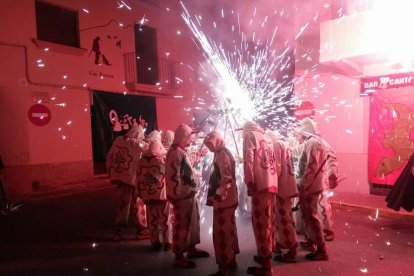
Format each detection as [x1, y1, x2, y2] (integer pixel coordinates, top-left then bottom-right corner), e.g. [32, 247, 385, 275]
[180, 1, 298, 135]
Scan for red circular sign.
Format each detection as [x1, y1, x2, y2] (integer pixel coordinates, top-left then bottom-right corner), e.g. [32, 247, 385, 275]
[28, 104, 52, 126]
[294, 101, 315, 121]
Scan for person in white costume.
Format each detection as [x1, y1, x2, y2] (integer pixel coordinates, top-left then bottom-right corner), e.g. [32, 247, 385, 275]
[165, 124, 209, 269]
[137, 139, 172, 251]
[243, 121, 278, 276]
[106, 124, 149, 241]
[295, 118, 329, 261]
[267, 130, 299, 263]
[204, 131, 239, 276]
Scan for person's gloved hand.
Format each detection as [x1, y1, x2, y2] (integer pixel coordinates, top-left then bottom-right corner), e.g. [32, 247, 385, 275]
[328, 174, 339, 189]
[206, 198, 213, 206]
[214, 194, 223, 202]
[247, 182, 256, 196]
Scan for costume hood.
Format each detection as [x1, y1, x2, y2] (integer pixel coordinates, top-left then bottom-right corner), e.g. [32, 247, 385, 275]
[161, 130, 174, 149]
[203, 131, 225, 152]
[173, 124, 194, 148]
[243, 121, 263, 137]
[297, 117, 318, 137]
[125, 124, 145, 141]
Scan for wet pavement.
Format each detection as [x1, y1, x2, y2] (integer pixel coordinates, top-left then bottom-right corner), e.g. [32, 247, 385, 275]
[1, 186, 413, 276]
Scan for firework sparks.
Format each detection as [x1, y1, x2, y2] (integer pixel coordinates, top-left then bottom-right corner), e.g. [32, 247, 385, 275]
[180, 1, 298, 135]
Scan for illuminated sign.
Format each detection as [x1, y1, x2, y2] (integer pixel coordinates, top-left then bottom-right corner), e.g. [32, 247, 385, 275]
[361, 72, 414, 94]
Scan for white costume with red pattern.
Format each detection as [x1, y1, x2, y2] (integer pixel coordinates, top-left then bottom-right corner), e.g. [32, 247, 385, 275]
[106, 125, 147, 231]
[296, 119, 327, 249]
[267, 131, 299, 253]
[318, 138, 339, 238]
[165, 124, 200, 255]
[204, 131, 239, 270]
[137, 140, 171, 246]
[243, 122, 278, 269]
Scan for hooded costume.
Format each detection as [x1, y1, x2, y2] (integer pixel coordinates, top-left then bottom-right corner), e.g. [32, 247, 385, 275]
[204, 131, 239, 272]
[106, 125, 148, 237]
[166, 124, 197, 202]
[161, 130, 174, 151]
[242, 121, 278, 273]
[107, 124, 145, 187]
[295, 117, 328, 260]
[146, 130, 162, 144]
[137, 140, 172, 249]
[267, 130, 299, 260]
[165, 124, 207, 264]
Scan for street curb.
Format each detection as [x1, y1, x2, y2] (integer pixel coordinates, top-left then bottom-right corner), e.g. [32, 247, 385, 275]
[11, 181, 115, 203]
[331, 201, 414, 220]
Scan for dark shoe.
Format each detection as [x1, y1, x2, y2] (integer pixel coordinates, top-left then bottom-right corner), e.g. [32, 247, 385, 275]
[163, 242, 172, 251]
[187, 248, 210, 258]
[305, 250, 329, 261]
[112, 232, 122, 242]
[300, 241, 316, 252]
[208, 269, 227, 276]
[137, 229, 151, 240]
[136, 226, 146, 234]
[273, 247, 283, 256]
[151, 241, 162, 251]
[229, 261, 237, 269]
[174, 257, 196, 268]
[253, 255, 262, 264]
[246, 266, 272, 276]
[274, 251, 297, 263]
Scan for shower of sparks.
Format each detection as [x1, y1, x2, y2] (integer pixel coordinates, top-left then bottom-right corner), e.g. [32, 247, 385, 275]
[180, 1, 299, 136]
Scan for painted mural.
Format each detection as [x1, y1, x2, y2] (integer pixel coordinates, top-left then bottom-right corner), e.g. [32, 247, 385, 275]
[368, 87, 414, 185]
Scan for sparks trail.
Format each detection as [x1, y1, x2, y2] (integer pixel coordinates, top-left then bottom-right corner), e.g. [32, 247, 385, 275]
[180, 1, 299, 134]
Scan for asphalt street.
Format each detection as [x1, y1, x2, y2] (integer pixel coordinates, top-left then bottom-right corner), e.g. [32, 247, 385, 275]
[1, 186, 413, 276]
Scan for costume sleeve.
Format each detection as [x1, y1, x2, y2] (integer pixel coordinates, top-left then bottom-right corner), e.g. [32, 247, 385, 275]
[325, 144, 339, 178]
[297, 141, 323, 192]
[135, 158, 143, 197]
[166, 150, 182, 201]
[243, 132, 256, 195]
[106, 146, 114, 171]
[106, 138, 120, 171]
[274, 142, 283, 177]
[216, 151, 234, 200]
[285, 147, 296, 177]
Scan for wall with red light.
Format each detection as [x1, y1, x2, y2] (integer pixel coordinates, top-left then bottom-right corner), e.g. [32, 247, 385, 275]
[295, 73, 371, 194]
[0, 0, 211, 197]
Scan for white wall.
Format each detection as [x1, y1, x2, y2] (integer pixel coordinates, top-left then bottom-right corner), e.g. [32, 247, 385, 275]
[0, 0, 210, 196]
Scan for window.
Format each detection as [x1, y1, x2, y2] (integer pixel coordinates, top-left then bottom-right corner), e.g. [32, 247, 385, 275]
[35, 1, 80, 48]
[134, 25, 159, 85]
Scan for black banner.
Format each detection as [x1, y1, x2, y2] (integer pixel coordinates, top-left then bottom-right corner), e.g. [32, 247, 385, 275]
[91, 90, 157, 162]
